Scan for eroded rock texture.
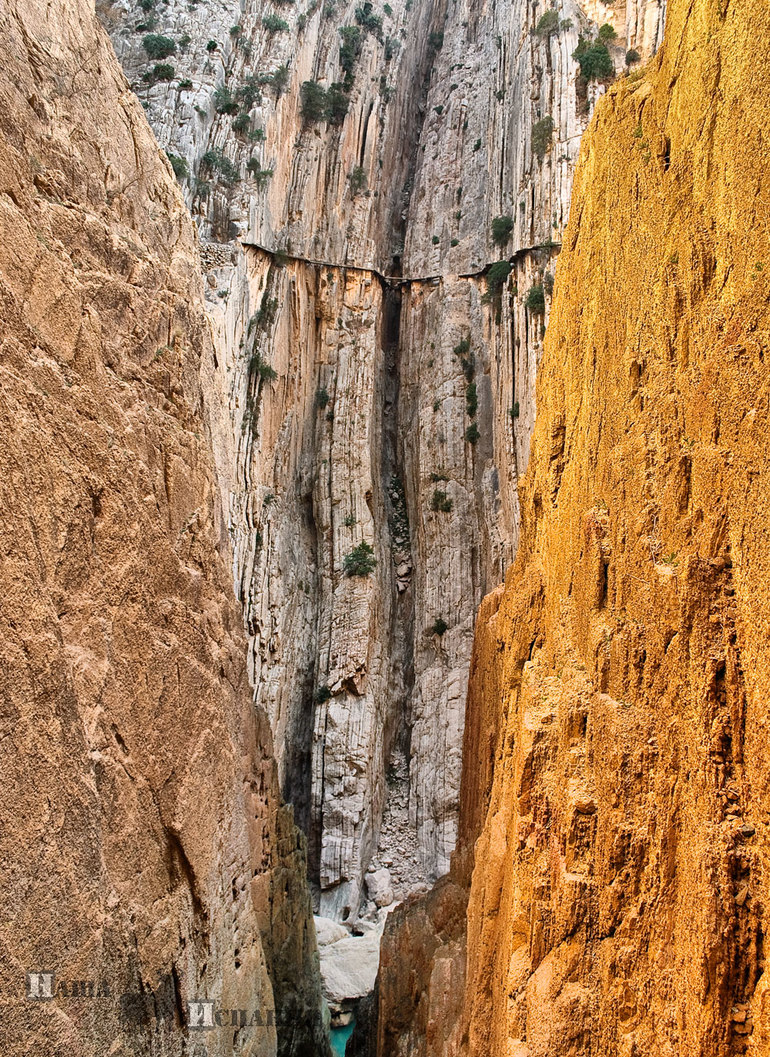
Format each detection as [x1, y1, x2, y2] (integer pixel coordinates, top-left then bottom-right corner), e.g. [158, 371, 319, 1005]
[97, 0, 664, 920]
[375, 0, 770, 1053]
[0, 2, 327, 1054]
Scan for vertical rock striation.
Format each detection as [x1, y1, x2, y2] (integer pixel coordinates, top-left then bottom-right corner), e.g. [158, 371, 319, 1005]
[97, 0, 664, 919]
[0, 2, 327, 1054]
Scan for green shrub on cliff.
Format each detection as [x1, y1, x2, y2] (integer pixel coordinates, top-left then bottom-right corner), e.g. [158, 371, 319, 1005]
[431, 490, 453, 513]
[573, 37, 615, 82]
[526, 283, 546, 314]
[301, 80, 350, 124]
[343, 541, 377, 577]
[532, 116, 554, 160]
[349, 165, 367, 194]
[483, 260, 512, 302]
[533, 10, 559, 36]
[491, 214, 514, 246]
[200, 149, 239, 185]
[143, 63, 175, 84]
[214, 86, 238, 114]
[142, 33, 176, 59]
[166, 152, 188, 179]
[263, 13, 290, 33]
[597, 23, 617, 43]
[355, 2, 383, 40]
[340, 25, 362, 84]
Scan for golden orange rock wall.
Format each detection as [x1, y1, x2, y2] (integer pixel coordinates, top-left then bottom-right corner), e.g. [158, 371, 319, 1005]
[464, 0, 770, 1052]
[375, 0, 770, 1053]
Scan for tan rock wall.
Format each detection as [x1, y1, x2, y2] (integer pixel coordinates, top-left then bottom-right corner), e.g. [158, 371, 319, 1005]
[0, 2, 327, 1053]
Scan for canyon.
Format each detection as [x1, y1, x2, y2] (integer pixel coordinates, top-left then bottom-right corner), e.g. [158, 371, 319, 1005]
[95, 0, 664, 928]
[2, 0, 769, 1052]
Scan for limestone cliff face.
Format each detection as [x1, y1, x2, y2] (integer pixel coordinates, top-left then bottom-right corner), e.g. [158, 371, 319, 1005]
[0, 2, 327, 1054]
[98, 0, 664, 922]
[376, 0, 770, 1052]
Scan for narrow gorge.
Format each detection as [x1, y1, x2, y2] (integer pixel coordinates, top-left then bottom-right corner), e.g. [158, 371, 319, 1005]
[96, 0, 664, 926]
[3, 0, 770, 1053]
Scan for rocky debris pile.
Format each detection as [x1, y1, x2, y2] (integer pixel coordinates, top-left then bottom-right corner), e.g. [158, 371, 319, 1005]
[388, 475, 413, 593]
[369, 749, 431, 903]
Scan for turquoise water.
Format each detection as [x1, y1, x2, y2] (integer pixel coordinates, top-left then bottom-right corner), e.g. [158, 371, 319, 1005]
[330, 1021, 354, 1056]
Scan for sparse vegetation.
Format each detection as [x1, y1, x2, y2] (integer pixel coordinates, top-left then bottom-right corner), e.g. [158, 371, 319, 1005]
[142, 33, 176, 59]
[466, 381, 477, 418]
[532, 116, 554, 160]
[349, 165, 367, 194]
[316, 386, 330, 408]
[625, 48, 641, 66]
[355, 1, 383, 39]
[483, 260, 512, 306]
[246, 159, 274, 189]
[300, 80, 327, 121]
[166, 151, 188, 179]
[343, 541, 378, 576]
[491, 214, 514, 246]
[214, 86, 238, 114]
[258, 65, 290, 94]
[314, 685, 332, 703]
[526, 283, 546, 314]
[143, 62, 175, 84]
[573, 36, 615, 82]
[248, 344, 279, 382]
[300, 80, 350, 123]
[263, 12, 290, 33]
[384, 36, 399, 61]
[597, 22, 617, 43]
[431, 489, 453, 513]
[249, 347, 279, 382]
[431, 618, 448, 636]
[200, 148, 239, 185]
[534, 10, 560, 36]
[465, 422, 480, 444]
[249, 296, 279, 334]
[339, 25, 362, 85]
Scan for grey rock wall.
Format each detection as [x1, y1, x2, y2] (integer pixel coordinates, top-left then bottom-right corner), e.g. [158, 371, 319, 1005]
[98, 0, 665, 921]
